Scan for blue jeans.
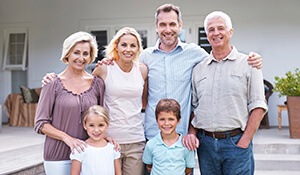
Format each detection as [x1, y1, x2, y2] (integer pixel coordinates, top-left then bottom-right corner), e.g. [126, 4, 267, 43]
[196, 131, 254, 175]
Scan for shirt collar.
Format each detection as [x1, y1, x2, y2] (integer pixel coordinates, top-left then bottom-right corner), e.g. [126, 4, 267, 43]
[152, 38, 184, 53]
[156, 132, 183, 148]
[206, 45, 238, 65]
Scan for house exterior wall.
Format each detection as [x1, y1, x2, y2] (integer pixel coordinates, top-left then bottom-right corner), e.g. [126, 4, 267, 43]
[0, 0, 299, 126]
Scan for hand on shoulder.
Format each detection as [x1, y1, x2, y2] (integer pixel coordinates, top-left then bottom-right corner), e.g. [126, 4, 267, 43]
[95, 57, 114, 67]
[41, 72, 57, 87]
[247, 52, 262, 69]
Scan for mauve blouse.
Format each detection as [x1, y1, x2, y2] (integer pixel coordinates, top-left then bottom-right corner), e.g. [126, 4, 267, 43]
[34, 75, 105, 161]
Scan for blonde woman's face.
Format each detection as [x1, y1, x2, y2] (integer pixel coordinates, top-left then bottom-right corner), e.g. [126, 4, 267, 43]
[68, 42, 91, 69]
[116, 34, 139, 62]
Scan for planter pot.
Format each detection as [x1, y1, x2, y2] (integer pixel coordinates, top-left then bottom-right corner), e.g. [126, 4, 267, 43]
[287, 96, 300, 139]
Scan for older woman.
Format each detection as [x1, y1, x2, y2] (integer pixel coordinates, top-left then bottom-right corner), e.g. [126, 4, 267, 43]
[92, 27, 148, 175]
[34, 31, 105, 175]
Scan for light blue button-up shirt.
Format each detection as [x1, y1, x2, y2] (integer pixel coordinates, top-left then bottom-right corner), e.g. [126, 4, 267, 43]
[142, 133, 195, 175]
[139, 39, 208, 139]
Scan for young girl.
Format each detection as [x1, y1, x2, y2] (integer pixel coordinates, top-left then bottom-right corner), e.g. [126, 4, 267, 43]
[70, 105, 121, 175]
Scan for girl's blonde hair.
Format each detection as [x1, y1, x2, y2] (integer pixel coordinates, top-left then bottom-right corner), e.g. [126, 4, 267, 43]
[60, 31, 98, 64]
[105, 27, 143, 61]
[83, 105, 109, 125]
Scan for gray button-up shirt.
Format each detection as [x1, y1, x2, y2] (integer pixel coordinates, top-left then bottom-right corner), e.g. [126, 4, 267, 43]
[191, 46, 268, 132]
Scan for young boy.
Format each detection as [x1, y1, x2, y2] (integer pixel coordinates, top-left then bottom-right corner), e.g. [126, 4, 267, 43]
[142, 99, 195, 175]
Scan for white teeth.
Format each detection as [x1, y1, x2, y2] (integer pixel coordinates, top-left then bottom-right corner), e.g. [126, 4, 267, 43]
[75, 61, 84, 64]
[213, 38, 221, 42]
[123, 53, 133, 58]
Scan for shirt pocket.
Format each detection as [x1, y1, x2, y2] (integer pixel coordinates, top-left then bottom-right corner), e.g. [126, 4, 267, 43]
[228, 72, 247, 96]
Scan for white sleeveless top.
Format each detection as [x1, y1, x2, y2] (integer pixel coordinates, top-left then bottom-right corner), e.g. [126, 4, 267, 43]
[104, 61, 145, 144]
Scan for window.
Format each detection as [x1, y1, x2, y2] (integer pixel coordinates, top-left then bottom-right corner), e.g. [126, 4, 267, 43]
[198, 27, 211, 53]
[3, 29, 28, 71]
[137, 30, 148, 49]
[91, 30, 108, 62]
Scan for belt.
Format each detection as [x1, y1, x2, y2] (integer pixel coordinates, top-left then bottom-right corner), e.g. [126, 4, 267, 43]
[199, 128, 243, 139]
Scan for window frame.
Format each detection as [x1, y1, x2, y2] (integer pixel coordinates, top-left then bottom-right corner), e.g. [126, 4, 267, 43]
[198, 27, 212, 53]
[2, 28, 28, 71]
[90, 29, 109, 62]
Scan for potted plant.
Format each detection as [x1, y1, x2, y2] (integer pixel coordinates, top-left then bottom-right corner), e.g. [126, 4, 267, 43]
[273, 68, 300, 138]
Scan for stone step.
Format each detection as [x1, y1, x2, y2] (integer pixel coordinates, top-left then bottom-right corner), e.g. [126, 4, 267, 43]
[255, 170, 300, 175]
[255, 154, 300, 171]
[8, 164, 45, 175]
[0, 144, 44, 175]
[253, 143, 300, 154]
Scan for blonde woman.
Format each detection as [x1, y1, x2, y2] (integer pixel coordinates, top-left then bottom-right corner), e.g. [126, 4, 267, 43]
[35, 31, 105, 175]
[92, 27, 148, 175]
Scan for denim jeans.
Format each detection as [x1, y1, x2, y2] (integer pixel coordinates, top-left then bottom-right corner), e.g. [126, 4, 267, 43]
[196, 131, 254, 175]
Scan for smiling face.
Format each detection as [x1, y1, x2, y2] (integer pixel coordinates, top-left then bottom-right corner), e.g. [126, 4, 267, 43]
[206, 17, 233, 50]
[66, 42, 91, 70]
[116, 34, 139, 63]
[156, 111, 179, 136]
[156, 10, 182, 52]
[83, 114, 109, 142]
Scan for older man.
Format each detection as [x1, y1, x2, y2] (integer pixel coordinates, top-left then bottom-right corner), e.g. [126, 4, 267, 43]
[186, 11, 268, 175]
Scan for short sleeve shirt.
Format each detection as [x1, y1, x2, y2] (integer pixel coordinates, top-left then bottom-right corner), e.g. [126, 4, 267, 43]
[70, 143, 120, 175]
[142, 133, 195, 175]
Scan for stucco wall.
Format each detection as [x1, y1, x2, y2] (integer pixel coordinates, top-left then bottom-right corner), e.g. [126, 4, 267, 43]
[0, 0, 299, 126]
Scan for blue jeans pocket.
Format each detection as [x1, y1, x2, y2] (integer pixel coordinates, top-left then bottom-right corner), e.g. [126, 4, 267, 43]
[229, 133, 250, 149]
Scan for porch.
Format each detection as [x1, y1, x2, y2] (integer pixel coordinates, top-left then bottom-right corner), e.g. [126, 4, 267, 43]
[0, 125, 300, 175]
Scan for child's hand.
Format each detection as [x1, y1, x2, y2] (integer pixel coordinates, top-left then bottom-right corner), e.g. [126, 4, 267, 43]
[146, 164, 152, 173]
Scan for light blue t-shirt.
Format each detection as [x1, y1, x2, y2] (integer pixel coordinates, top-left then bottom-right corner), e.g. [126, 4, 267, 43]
[139, 39, 208, 139]
[142, 133, 195, 175]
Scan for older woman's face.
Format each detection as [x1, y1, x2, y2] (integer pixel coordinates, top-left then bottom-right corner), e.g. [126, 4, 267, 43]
[67, 42, 91, 69]
[116, 34, 139, 62]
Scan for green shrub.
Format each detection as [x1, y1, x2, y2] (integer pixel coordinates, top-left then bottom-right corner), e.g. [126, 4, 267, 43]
[273, 68, 300, 97]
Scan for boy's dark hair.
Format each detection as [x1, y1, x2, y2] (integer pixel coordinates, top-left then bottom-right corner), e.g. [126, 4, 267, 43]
[155, 99, 181, 120]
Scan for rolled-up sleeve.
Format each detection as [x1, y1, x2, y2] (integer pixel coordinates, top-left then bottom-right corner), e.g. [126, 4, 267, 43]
[247, 67, 268, 113]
